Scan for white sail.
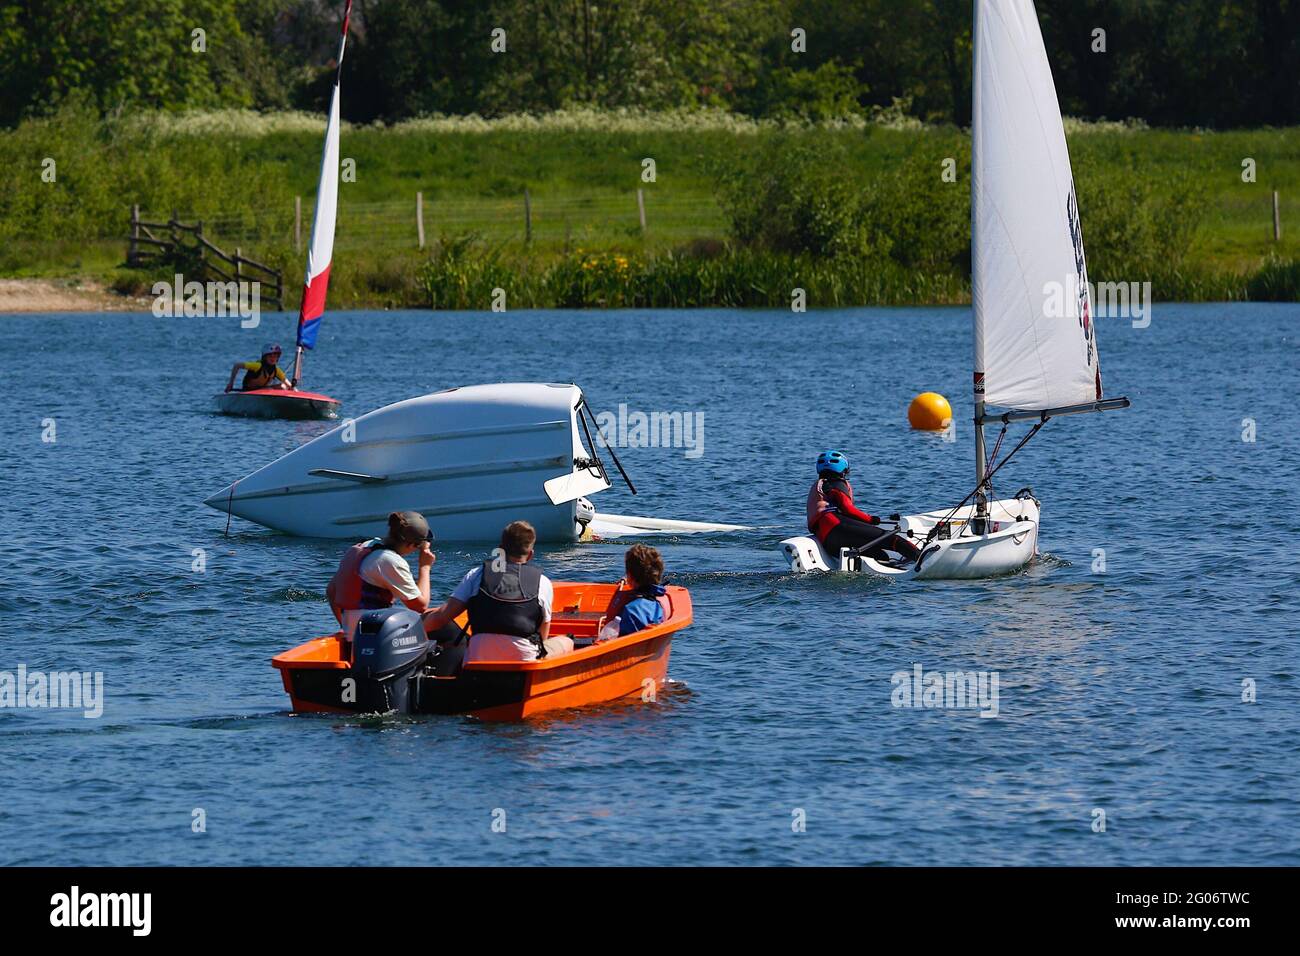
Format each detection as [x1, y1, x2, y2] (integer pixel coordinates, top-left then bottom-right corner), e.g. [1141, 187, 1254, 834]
[972, 0, 1102, 411]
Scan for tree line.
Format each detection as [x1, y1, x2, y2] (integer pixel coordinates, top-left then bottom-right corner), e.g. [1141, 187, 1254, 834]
[1, 0, 1296, 128]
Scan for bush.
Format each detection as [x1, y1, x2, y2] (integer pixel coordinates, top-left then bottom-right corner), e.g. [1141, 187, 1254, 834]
[859, 149, 970, 272]
[1246, 255, 1300, 301]
[418, 233, 517, 309]
[1073, 161, 1202, 282]
[751, 62, 865, 122]
[546, 250, 637, 308]
[713, 136, 871, 258]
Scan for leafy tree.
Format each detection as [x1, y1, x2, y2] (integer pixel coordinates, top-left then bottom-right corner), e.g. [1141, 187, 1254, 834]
[0, 0, 261, 125]
[0, 1, 1296, 128]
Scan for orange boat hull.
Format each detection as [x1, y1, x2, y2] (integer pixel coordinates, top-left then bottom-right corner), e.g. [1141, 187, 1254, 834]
[272, 582, 691, 721]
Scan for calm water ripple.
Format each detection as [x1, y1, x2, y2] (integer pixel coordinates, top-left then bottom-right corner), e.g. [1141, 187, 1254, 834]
[1, 304, 1297, 865]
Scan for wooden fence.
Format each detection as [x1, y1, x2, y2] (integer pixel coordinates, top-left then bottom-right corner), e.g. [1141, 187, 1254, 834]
[127, 205, 283, 308]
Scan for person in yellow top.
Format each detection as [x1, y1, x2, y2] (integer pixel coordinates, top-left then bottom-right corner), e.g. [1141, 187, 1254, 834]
[225, 343, 293, 392]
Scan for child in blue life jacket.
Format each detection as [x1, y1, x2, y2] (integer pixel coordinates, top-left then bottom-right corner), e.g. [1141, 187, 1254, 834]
[601, 544, 671, 639]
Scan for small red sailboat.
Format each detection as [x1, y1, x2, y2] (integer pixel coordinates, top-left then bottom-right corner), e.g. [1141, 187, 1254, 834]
[214, 0, 352, 422]
[214, 386, 342, 420]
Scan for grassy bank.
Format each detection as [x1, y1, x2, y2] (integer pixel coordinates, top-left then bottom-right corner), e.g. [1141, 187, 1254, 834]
[1, 105, 1297, 307]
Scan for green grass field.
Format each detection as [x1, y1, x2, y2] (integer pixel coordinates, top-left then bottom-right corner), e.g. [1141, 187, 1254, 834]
[1, 108, 1296, 306]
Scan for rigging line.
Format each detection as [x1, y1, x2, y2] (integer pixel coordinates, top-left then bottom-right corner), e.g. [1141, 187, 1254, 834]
[580, 400, 638, 495]
[223, 479, 237, 537]
[986, 424, 1007, 474]
[922, 421, 1046, 547]
[984, 424, 1008, 503]
[574, 400, 610, 486]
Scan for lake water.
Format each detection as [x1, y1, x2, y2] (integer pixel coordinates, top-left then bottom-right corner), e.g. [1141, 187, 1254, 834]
[1, 304, 1297, 866]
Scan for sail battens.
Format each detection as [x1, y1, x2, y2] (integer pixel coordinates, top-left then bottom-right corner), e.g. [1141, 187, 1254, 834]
[972, 0, 1103, 412]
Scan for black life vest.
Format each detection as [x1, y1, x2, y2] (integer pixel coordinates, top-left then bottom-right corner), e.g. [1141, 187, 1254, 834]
[467, 560, 545, 655]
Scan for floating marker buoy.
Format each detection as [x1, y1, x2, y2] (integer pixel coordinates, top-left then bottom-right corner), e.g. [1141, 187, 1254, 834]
[908, 392, 952, 431]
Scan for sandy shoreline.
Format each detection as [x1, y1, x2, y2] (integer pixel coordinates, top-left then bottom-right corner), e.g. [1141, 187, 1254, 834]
[0, 278, 150, 313]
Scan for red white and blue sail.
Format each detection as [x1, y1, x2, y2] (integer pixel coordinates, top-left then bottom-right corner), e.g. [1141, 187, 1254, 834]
[297, 0, 352, 351]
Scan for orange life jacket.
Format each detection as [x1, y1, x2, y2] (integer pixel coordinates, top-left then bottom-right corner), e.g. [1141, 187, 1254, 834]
[329, 541, 397, 618]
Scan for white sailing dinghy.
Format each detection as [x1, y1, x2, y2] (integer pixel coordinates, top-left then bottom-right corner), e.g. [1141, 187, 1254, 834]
[780, 0, 1128, 579]
[205, 382, 748, 543]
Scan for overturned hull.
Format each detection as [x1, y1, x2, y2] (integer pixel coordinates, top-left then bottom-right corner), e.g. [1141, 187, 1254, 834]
[205, 382, 611, 542]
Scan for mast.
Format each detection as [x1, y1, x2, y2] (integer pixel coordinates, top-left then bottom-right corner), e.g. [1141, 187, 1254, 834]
[971, 0, 987, 525]
[294, 0, 353, 389]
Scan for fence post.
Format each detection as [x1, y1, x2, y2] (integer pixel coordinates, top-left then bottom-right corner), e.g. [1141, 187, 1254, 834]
[129, 204, 140, 264]
[417, 191, 425, 249]
[235, 247, 242, 286]
[170, 208, 179, 255]
[197, 220, 204, 270]
[524, 188, 532, 244]
[636, 188, 647, 235]
[1274, 190, 1282, 242]
[295, 196, 302, 253]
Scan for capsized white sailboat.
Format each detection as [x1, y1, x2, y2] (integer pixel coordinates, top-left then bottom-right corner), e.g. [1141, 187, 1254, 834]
[205, 382, 748, 543]
[780, 0, 1128, 578]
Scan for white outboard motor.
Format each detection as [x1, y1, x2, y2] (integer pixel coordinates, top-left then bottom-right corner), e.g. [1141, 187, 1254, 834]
[351, 607, 432, 713]
[575, 496, 596, 537]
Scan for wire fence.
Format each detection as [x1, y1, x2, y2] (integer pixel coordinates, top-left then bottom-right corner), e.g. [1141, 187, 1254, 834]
[187, 190, 728, 253]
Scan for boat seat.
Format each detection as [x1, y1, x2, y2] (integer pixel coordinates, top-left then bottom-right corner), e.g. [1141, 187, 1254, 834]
[551, 610, 606, 640]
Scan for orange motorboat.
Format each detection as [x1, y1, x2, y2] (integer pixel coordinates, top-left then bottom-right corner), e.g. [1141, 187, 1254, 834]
[272, 582, 692, 721]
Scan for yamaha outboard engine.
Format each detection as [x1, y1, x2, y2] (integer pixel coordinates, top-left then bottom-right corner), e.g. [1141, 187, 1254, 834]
[575, 496, 596, 537]
[351, 607, 432, 713]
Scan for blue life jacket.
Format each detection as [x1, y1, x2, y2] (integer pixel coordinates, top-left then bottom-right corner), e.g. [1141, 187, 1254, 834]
[618, 583, 669, 636]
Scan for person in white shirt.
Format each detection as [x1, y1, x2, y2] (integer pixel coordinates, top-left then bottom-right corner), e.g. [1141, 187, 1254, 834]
[327, 510, 435, 640]
[421, 520, 573, 663]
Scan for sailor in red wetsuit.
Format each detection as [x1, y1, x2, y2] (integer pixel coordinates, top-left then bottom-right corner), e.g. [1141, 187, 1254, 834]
[807, 450, 921, 562]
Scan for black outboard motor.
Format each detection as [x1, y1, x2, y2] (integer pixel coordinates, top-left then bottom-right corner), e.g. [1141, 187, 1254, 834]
[351, 607, 432, 713]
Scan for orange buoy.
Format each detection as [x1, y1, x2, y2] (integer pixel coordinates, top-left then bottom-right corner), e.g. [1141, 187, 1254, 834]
[908, 392, 952, 431]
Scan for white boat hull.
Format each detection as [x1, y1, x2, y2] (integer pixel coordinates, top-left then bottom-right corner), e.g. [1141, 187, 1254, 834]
[205, 383, 610, 542]
[780, 496, 1040, 580]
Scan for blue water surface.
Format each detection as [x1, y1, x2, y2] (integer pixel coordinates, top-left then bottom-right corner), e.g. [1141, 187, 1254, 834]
[0, 304, 1297, 866]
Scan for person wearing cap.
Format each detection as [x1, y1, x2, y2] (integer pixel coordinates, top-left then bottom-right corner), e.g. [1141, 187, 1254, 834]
[327, 510, 435, 640]
[225, 344, 291, 392]
[420, 520, 572, 663]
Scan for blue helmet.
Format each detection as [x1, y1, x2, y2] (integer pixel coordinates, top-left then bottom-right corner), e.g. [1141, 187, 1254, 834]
[816, 449, 850, 477]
